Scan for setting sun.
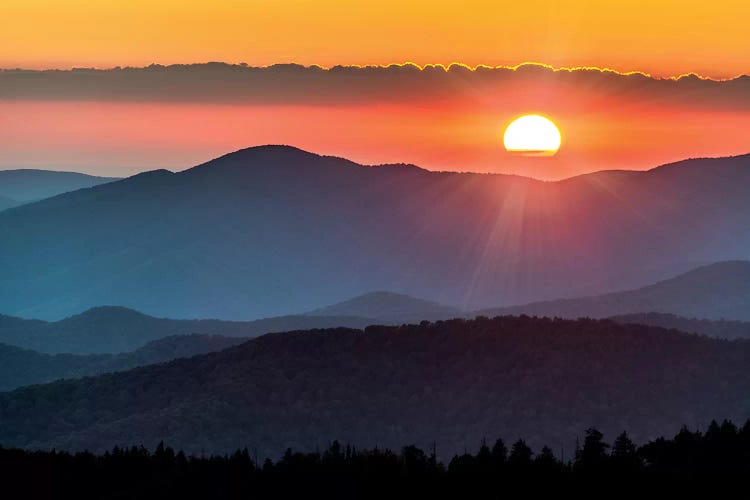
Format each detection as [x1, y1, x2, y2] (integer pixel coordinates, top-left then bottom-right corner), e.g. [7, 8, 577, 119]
[503, 115, 562, 156]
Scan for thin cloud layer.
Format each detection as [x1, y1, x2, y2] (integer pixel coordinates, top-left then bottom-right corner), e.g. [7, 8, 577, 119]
[1, 63, 749, 110]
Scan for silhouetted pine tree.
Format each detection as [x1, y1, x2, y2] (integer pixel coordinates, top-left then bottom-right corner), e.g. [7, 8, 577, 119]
[576, 428, 609, 472]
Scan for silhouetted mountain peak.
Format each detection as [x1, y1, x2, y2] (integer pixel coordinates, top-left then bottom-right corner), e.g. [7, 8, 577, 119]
[186, 145, 364, 176]
[61, 306, 156, 324]
[219, 144, 321, 161]
[311, 291, 462, 321]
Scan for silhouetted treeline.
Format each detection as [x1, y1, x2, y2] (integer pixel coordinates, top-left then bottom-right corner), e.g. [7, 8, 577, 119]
[2, 421, 749, 499]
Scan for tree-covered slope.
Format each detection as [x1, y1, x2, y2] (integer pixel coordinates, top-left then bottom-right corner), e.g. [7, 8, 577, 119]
[2, 316, 749, 458]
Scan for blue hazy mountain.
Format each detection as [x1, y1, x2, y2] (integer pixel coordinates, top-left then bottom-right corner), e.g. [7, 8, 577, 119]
[0, 334, 247, 392]
[610, 312, 750, 340]
[0, 194, 20, 211]
[1, 146, 749, 320]
[309, 291, 463, 323]
[480, 261, 750, 321]
[0, 305, 375, 354]
[0, 169, 117, 206]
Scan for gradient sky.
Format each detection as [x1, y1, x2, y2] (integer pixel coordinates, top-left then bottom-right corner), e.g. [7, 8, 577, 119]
[1, 1, 749, 178]
[3, 0, 749, 77]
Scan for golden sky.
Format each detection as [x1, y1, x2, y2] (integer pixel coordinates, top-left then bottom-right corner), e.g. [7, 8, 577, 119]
[3, 0, 749, 78]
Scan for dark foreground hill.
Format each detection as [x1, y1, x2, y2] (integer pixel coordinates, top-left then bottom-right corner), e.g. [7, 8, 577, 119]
[0, 306, 374, 354]
[2, 316, 749, 458]
[482, 261, 750, 321]
[0, 169, 116, 205]
[0, 334, 247, 392]
[2, 147, 750, 320]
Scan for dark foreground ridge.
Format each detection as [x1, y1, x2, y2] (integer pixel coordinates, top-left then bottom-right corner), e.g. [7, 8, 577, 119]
[1, 420, 748, 499]
[2, 316, 750, 458]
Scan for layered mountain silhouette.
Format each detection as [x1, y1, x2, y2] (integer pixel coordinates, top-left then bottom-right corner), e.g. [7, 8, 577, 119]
[0, 306, 374, 354]
[482, 261, 750, 321]
[1, 146, 749, 320]
[0, 334, 247, 392]
[3, 259, 748, 356]
[2, 316, 749, 458]
[309, 291, 462, 323]
[0, 169, 117, 209]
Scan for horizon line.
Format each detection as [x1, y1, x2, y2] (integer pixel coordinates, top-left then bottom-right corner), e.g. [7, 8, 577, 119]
[240, 145, 750, 181]
[5, 145, 744, 185]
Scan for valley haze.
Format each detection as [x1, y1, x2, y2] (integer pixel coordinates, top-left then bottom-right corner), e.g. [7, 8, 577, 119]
[1, 146, 749, 322]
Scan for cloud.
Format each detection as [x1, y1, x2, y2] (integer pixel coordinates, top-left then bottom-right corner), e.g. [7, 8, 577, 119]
[1, 62, 749, 110]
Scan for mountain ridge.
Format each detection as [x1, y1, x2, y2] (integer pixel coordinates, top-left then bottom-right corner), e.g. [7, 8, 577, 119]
[0, 169, 118, 204]
[0, 334, 247, 392]
[1, 146, 749, 320]
[309, 291, 463, 322]
[2, 315, 749, 458]
[481, 260, 750, 320]
[0, 305, 375, 354]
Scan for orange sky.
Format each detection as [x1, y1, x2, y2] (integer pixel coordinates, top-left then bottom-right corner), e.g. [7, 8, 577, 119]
[1, 2, 749, 178]
[2, 0, 749, 78]
[2, 94, 748, 179]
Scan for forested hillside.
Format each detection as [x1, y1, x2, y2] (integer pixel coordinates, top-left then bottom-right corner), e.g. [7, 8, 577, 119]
[2, 316, 749, 458]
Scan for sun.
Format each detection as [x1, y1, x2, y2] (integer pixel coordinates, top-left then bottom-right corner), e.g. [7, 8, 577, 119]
[503, 114, 562, 156]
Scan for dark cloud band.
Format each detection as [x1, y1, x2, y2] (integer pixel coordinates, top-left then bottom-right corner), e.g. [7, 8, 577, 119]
[1, 63, 749, 109]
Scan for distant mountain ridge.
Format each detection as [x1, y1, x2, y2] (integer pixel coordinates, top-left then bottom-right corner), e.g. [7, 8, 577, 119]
[0, 169, 117, 206]
[2, 316, 750, 458]
[0, 291, 461, 355]
[0, 334, 247, 392]
[309, 291, 462, 323]
[0, 306, 374, 354]
[1, 146, 749, 320]
[610, 312, 750, 340]
[4, 259, 749, 355]
[481, 261, 750, 321]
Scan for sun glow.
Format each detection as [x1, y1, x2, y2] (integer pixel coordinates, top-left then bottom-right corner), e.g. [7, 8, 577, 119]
[503, 115, 562, 156]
